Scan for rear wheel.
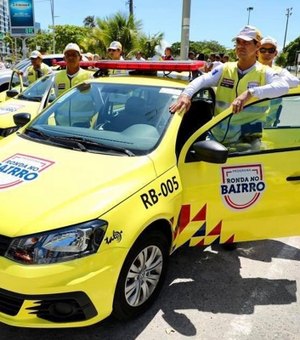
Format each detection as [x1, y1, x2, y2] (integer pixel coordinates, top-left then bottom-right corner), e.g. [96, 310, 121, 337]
[112, 230, 169, 320]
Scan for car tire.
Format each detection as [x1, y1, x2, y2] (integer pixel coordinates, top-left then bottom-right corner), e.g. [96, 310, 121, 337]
[112, 230, 169, 320]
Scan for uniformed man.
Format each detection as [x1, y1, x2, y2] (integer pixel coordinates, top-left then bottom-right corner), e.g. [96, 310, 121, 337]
[26, 50, 52, 84]
[169, 25, 289, 147]
[55, 43, 93, 97]
[107, 41, 126, 75]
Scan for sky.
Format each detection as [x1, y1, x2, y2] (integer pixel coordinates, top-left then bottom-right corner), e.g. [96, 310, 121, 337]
[33, 0, 300, 51]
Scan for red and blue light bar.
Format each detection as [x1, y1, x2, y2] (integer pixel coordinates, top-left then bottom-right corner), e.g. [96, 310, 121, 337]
[56, 60, 205, 72]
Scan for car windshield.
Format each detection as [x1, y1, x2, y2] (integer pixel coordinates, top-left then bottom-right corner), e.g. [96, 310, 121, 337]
[24, 81, 182, 155]
[13, 58, 31, 71]
[17, 73, 56, 102]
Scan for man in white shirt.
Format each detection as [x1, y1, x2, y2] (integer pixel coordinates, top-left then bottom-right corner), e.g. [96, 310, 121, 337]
[258, 36, 299, 88]
[170, 25, 289, 115]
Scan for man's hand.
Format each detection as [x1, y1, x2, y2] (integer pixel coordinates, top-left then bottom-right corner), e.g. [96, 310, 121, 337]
[231, 89, 253, 114]
[169, 93, 192, 114]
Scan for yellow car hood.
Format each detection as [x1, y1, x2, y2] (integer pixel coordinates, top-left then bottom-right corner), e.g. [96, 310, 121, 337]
[0, 99, 41, 128]
[0, 136, 157, 237]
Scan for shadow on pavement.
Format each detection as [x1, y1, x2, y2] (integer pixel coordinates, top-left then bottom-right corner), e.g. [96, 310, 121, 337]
[0, 239, 299, 340]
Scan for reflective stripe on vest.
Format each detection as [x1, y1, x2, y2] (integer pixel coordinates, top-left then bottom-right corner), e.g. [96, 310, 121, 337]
[27, 63, 50, 83]
[55, 69, 92, 96]
[215, 62, 267, 116]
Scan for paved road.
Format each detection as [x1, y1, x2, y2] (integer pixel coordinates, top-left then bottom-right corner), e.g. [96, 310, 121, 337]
[1, 237, 300, 340]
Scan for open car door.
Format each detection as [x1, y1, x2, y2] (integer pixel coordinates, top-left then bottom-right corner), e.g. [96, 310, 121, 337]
[174, 91, 300, 250]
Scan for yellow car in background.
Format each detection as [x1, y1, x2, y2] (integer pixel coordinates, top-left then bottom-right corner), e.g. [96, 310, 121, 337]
[0, 69, 25, 103]
[0, 71, 58, 139]
[0, 60, 299, 328]
[0, 54, 65, 95]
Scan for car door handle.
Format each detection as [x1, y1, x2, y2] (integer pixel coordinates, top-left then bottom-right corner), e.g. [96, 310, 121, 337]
[286, 176, 300, 181]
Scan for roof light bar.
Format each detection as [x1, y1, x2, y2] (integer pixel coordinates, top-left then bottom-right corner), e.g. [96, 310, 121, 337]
[56, 60, 205, 72]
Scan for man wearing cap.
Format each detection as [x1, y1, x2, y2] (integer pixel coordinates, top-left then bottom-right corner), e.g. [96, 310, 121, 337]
[107, 41, 125, 75]
[107, 41, 124, 61]
[257, 36, 299, 127]
[55, 43, 93, 97]
[170, 25, 289, 147]
[258, 36, 299, 88]
[26, 50, 52, 84]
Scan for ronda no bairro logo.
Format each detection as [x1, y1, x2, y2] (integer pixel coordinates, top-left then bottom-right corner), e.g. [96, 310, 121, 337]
[221, 164, 265, 210]
[0, 154, 54, 189]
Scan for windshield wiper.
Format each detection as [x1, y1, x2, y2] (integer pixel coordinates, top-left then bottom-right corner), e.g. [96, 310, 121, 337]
[17, 94, 30, 101]
[18, 94, 42, 102]
[52, 135, 135, 156]
[24, 126, 49, 139]
[23, 127, 87, 150]
[23, 128, 135, 155]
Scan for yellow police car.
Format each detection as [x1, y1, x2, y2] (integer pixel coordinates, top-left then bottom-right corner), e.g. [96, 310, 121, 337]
[0, 60, 299, 328]
[0, 71, 57, 139]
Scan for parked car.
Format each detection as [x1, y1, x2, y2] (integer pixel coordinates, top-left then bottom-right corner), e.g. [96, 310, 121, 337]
[0, 60, 299, 328]
[0, 71, 58, 138]
[0, 54, 65, 93]
[0, 63, 95, 138]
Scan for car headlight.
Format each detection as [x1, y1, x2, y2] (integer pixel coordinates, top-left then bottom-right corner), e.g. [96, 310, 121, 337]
[5, 219, 107, 265]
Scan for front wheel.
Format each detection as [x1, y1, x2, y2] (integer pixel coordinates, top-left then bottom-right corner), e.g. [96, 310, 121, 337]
[112, 230, 169, 320]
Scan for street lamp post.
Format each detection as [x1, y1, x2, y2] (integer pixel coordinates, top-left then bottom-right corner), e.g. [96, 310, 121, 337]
[283, 7, 293, 50]
[50, 0, 55, 54]
[247, 7, 254, 25]
[180, 0, 191, 60]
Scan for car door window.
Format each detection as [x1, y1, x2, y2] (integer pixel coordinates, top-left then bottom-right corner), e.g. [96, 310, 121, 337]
[262, 95, 300, 150]
[176, 87, 215, 155]
[203, 94, 300, 155]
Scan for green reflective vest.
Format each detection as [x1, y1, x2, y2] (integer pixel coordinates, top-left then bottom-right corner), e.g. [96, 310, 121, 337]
[55, 69, 93, 97]
[212, 62, 269, 144]
[27, 63, 51, 84]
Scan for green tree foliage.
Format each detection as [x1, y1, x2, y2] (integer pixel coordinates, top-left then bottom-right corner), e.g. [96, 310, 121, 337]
[171, 40, 228, 59]
[275, 52, 287, 67]
[83, 16, 96, 28]
[23, 25, 89, 54]
[90, 12, 143, 58]
[283, 37, 300, 67]
[52, 25, 90, 53]
[137, 32, 164, 60]
[5, 9, 299, 65]
[26, 31, 54, 53]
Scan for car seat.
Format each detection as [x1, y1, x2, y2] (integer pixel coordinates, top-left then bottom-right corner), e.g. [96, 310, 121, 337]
[106, 96, 147, 132]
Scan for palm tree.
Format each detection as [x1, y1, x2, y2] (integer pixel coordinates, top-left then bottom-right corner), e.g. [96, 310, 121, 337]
[83, 16, 96, 28]
[138, 33, 164, 60]
[127, 0, 134, 16]
[80, 12, 164, 60]
[88, 12, 142, 58]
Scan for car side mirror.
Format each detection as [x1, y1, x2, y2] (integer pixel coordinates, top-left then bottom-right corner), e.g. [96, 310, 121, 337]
[191, 140, 228, 164]
[13, 113, 31, 127]
[6, 89, 19, 98]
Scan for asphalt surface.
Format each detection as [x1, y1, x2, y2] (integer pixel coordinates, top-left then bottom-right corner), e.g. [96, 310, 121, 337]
[1, 236, 300, 340]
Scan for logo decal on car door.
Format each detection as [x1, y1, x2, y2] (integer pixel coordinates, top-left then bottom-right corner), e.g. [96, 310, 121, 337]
[221, 164, 265, 210]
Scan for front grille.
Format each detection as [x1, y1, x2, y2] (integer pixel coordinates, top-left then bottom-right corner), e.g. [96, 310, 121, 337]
[26, 292, 97, 322]
[0, 288, 97, 323]
[0, 289, 24, 316]
[0, 235, 11, 256]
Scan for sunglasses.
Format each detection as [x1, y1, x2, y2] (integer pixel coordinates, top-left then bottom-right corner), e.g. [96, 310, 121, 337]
[259, 47, 276, 54]
[108, 49, 118, 52]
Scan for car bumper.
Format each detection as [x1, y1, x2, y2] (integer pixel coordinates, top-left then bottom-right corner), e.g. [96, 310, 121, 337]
[0, 247, 127, 328]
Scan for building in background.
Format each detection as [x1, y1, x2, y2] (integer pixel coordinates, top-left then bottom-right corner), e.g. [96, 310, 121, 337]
[0, 0, 10, 58]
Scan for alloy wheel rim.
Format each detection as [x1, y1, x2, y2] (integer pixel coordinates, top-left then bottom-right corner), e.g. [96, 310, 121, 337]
[125, 245, 163, 307]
